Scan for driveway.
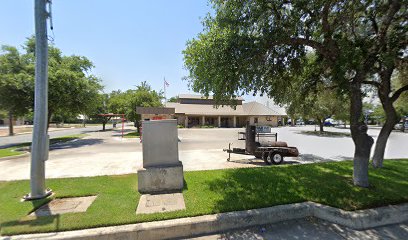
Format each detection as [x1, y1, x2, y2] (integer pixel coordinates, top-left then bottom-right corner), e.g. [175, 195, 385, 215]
[0, 126, 406, 181]
[0, 125, 110, 147]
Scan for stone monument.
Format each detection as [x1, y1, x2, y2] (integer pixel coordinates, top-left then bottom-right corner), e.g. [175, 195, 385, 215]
[138, 119, 184, 193]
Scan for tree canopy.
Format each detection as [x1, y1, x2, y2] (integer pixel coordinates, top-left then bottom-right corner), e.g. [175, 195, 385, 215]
[106, 81, 163, 130]
[24, 37, 103, 125]
[0, 45, 33, 117]
[183, 0, 407, 187]
[0, 45, 34, 135]
[0, 37, 104, 133]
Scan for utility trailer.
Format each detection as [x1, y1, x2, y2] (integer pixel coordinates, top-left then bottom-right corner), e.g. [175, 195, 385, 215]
[223, 123, 299, 165]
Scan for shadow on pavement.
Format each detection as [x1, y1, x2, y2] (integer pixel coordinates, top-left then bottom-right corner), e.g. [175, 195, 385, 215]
[212, 218, 408, 239]
[50, 138, 103, 150]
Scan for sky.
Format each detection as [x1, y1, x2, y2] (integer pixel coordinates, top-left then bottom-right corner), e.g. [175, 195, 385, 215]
[1, 0, 249, 101]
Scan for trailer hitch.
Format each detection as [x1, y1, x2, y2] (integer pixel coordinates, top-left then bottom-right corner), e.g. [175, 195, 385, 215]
[222, 143, 233, 161]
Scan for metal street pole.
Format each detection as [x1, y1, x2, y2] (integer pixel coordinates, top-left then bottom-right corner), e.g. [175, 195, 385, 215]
[25, 0, 52, 200]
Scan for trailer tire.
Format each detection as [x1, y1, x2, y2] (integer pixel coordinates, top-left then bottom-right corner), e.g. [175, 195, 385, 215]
[262, 152, 271, 165]
[268, 152, 283, 165]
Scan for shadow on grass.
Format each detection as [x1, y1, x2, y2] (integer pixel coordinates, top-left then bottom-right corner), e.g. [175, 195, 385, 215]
[1, 199, 61, 236]
[229, 158, 301, 167]
[183, 179, 188, 190]
[204, 161, 408, 213]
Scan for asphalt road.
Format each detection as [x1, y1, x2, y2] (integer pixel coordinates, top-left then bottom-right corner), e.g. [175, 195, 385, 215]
[0, 125, 110, 148]
[190, 218, 408, 240]
[0, 126, 407, 181]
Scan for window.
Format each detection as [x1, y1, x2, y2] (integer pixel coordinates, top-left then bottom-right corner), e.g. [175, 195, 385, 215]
[254, 117, 258, 124]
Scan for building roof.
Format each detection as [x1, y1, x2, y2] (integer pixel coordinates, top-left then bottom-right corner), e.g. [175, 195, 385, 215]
[166, 101, 284, 116]
[166, 102, 246, 116]
[178, 94, 245, 101]
[136, 107, 175, 114]
[242, 101, 283, 116]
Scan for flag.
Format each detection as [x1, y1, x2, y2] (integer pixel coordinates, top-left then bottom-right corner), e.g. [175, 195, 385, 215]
[164, 78, 169, 87]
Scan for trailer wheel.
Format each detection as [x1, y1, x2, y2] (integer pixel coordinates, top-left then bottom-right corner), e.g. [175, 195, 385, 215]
[262, 152, 271, 165]
[268, 152, 283, 165]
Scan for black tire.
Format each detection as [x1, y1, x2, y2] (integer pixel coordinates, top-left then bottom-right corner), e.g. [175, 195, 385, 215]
[262, 152, 271, 165]
[268, 152, 283, 165]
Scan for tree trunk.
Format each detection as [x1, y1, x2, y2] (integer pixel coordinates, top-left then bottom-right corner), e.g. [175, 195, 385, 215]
[350, 79, 374, 187]
[8, 112, 14, 136]
[316, 118, 324, 132]
[47, 111, 52, 131]
[372, 89, 399, 168]
[319, 119, 324, 132]
[136, 120, 141, 133]
[82, 116, 86, 128]
[102, 121, 106, 131]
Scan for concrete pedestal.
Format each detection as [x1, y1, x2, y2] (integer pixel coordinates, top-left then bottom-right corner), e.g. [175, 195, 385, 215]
[138, 163, 184, 193]
[138, 119, 184, 194]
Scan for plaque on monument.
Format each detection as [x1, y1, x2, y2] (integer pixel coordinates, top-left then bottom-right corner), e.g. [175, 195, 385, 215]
[138, 119, 184, 193]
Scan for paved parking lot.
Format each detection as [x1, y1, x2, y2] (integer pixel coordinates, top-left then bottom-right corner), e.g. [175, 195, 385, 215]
[0, 126, 406, 181]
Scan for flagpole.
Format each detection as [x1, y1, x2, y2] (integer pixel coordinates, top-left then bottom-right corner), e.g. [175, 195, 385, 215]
[164, 77, 166, 107]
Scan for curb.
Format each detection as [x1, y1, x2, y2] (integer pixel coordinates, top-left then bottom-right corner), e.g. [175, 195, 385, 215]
[2, 202, 407, 240]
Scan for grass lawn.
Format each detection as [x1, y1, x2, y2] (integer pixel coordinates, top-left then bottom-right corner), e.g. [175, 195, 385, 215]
[0, 134, 88, 159]
[300, 130, 351, 137]
[0, 159, 407, 236]
[123, 131, 140, 138]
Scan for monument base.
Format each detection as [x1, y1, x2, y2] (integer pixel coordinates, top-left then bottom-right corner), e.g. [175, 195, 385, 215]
[138, 163, 184, 194]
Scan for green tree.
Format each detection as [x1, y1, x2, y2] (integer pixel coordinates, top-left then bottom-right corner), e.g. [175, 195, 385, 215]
[0, 45, 34, 135]
[283, 54, 349, 132]
[364, 1, 407, 167]
[93, 93, 112, 131]
[287, 85, 349, 132]
[108, 82, 163, 131]
[394, 64, 408, 132]
[183, 0, 405, 187]
[24, 37, 103, 127]
[168, 96, 179, 103]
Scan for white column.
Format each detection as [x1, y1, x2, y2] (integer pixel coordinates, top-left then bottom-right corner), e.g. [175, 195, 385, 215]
[201, 116, 205, 126]
[218, 116, 221, 128]
[233, 116, 237, 128]
[184, 116, 189, 128]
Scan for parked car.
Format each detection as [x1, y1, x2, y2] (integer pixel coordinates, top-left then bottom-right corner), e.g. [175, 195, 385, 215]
[394, 123, 403, 130]
[296, 119, 305, 125]
[324, 118, 338, 126]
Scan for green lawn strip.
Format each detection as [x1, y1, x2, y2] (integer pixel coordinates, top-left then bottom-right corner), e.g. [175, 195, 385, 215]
[1, 159, 407, 235]
[49, 134, 88, 145]
[123, 131, 140, 138]
[0, 134, 88, 159]
[0, 147, 23, 158]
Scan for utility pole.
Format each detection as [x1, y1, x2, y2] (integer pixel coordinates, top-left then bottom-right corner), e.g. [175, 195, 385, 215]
[25, 0, 52, 200]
